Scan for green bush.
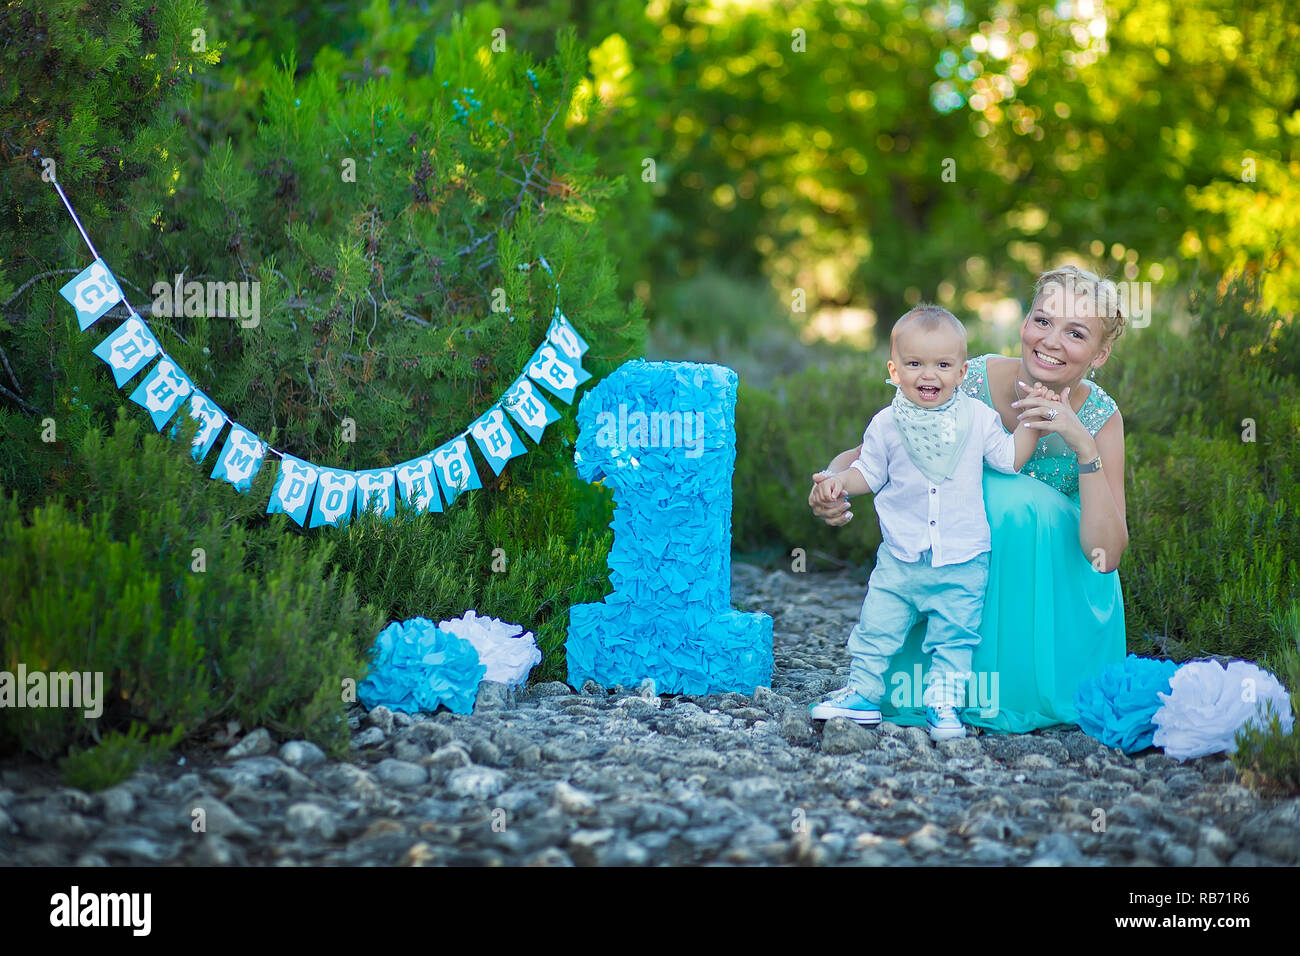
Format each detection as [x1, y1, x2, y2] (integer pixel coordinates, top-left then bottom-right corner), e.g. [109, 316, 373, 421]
[59, 724, 184, 793]
[733, 356, 893, 570]
[0, 410, 383, 780]
[0, 1, 648, 761]
[1232, 601, 1300, 795]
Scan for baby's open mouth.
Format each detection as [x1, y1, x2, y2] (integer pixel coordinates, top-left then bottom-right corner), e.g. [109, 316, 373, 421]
[917, 385, 941, 400]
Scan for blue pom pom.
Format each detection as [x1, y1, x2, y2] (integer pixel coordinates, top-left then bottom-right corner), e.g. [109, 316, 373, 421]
[1075, 653, 1178, 753]
[358, 617, 486, 715]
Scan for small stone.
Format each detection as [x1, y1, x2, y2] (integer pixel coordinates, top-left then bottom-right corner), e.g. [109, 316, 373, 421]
[95, 787, 135, 822]
[1028, 832, 1084, 866]
[1198, 825, 1233, 860]
[552, 781, 597, 816]
[279, 740, 327, 769]
[1193, 846, 1220, 866]
[401, 842, 439, 866]
[727, 777, 783, 802]
[365, 706, 395, 735]
[733, 822, 781, 846]
[821, 718, 878, 754]
[615, 697, 659, 717]
[225, 728, 273, 760]
[937, 738, 983, 759]
[469, 738, 503, 766]
[1102, 765, 1142, 787]
[193, 835, 239, 866]
[568, 828, 616, 866]
[1018, 754, 1056, 770]
[524, 847, 575, 866]
[475, 681, 514, 711]
[315, 764, 377, 796]
[285, 803, 338, 841]
[779, 709, 817, 744]
[408, 722, 454, 748]
[374, 759, 428, 789]
[752, 685, 793, 714]
[94, 832, 178, 863]
[899, 726, 934, 753]
[904, 822, 945, 856]
[529, 681, 574, 698]
[352, 727, 386, 749]
[186, 797, 260, 840]
[600, 839, 650, 866]
[1164, 844, 1196, 866]
[633, 802, 690, 832]
[424, 743, 472, 769]
[392, 736, 429, 762]
[447, 766, 507, 800]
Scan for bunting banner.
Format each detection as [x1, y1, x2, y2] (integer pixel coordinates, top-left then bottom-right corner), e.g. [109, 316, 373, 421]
[46, 177, 590, 529]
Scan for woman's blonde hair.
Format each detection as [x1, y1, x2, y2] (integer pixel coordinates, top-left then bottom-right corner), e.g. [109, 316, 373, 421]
[1031, 264, 1127, 353]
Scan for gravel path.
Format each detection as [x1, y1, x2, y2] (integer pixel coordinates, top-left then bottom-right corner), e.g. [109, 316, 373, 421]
[2, 564, 1298, 866]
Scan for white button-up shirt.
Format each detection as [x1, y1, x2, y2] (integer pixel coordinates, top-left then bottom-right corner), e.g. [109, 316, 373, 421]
[850, 395, 1019, 567]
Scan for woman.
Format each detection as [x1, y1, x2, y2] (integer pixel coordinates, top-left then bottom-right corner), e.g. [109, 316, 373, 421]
[809, 265, 1129, 732]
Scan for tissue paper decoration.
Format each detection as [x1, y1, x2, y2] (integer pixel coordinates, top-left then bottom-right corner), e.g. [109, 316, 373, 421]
[565, 360, 774, 695]
[1152, 659, 1295, 761]
[436, 610, 542, 687]
[1074, 654, 1178, 754]
[358, 617, 486, 715]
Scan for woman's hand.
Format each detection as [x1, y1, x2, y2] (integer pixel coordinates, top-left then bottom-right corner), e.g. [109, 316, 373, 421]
[1012, 384, 1099, 459]
[809, 471, 854, 526]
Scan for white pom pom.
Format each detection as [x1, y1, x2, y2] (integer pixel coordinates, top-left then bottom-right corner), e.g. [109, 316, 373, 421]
[1152, 659, 1294, 761]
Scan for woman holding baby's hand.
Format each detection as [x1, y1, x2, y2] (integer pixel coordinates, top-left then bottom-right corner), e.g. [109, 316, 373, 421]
[809, 265, 1128, 735]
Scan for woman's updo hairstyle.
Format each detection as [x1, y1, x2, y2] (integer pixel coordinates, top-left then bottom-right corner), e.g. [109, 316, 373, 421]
[1032, 264, 1127, 353]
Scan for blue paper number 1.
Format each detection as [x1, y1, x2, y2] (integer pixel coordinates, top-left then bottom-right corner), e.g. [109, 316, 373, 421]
[565, 360, 774, 694]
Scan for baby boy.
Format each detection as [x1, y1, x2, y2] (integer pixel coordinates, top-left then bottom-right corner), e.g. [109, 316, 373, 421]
[809, 305, 1049, 740]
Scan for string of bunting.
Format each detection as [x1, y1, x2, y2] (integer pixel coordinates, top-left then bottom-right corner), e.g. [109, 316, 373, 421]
[46, 175, 592, 528]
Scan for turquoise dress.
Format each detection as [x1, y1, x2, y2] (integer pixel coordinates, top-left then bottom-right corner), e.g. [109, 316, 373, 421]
[876, 354, 1127, 732]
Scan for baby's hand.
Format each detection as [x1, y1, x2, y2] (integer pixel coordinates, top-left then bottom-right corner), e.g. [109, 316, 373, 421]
[1019, 380, 1059, 403]
[812, 473, 846, 503]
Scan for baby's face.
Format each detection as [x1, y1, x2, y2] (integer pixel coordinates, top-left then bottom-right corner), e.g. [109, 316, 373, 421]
[887, 323, 968, 407]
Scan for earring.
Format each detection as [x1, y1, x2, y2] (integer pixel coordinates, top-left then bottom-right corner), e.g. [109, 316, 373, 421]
[1088, 365, 1096, 380]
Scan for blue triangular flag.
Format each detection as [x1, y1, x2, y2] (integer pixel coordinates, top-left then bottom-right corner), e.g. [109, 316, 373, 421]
[60, 259, 123, 331]
[468, 404, 527, 476]
[93, 313, 161, 387]
[210, 423, 266, 493]
[128, 356, 193, 430]
[268, 455, 319, 527]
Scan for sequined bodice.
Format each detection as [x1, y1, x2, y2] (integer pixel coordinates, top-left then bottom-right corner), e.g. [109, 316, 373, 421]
[961, 354, 1118, 500]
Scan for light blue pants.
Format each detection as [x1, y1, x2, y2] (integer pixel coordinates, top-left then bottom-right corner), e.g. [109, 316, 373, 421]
[848, 544, 989, 707]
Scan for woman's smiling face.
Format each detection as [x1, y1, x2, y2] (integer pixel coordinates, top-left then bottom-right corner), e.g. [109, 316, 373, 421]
[1020, 281, 1109, 385]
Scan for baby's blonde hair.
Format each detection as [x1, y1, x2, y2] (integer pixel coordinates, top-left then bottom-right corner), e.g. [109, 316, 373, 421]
[890, 303, 967, 359]
[1032, 265, 1127, 352]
